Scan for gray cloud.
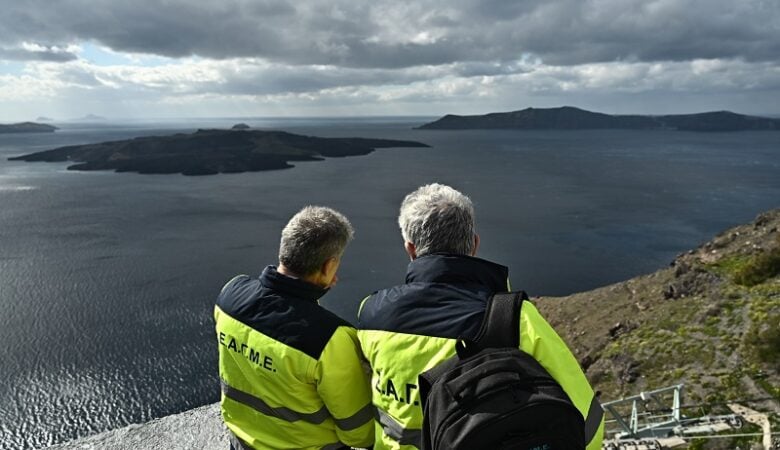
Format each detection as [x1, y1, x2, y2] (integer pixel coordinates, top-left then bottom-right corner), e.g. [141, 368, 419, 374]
[0, 46, 78, 62]
[1, 0, 779, 121]
[0, 0, 778, 68]
[3, 57, 779, 119]
[19, 56, 776, 102]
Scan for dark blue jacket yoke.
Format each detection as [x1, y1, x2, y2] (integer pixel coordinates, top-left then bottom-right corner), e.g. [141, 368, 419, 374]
[217, 266, 350, 360]
[358, 254, 510, 340]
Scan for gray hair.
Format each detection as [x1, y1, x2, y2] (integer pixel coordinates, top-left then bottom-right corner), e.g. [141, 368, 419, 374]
[279, 206, 354, 276]
[398, 183, 476, 257]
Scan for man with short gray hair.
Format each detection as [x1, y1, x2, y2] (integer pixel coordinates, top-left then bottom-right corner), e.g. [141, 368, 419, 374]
[215, 206, 374, 450]
[397, 183, 478, 258]
[357, 184, 604, 450]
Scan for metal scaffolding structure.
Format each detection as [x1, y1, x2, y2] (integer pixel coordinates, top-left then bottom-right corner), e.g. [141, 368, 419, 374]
[600, 384, 776, 449]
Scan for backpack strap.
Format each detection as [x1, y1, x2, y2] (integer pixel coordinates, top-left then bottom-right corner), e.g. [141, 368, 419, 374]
[420, 290, 530, 407]
[470, 291, 528, 350]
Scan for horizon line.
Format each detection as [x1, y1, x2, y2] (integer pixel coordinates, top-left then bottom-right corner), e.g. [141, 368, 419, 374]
[4, 107, 780, 124]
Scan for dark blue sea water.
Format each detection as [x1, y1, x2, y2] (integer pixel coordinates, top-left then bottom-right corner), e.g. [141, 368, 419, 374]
[0, 118, 778, 449]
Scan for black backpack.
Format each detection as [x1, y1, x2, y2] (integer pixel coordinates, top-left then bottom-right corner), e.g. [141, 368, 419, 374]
[418, 291, 586, 450]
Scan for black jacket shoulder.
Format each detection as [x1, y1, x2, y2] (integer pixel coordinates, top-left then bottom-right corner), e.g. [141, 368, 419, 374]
[358, 254, 510, 340]
[217, 270, 351, 360]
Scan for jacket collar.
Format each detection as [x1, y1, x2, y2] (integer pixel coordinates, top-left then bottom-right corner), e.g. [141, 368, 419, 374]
[405, 253, 509, 292]
[259, 265, 328, 303]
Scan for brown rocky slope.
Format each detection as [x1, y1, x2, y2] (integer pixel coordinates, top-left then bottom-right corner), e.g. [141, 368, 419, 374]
[535, 209, 780, 420]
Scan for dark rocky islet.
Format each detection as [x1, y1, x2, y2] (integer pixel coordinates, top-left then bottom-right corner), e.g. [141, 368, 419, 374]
[8, 128, 429, 175]
[0, 122, 58, 133]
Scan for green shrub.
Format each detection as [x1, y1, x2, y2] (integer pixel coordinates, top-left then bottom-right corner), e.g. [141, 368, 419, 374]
[745, 314, 780, 367]
[733, 238, 780, 286]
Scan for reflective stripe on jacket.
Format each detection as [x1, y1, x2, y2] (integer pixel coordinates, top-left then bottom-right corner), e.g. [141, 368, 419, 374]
[357, 254, 604, 450]
[216, 266, 374, 450]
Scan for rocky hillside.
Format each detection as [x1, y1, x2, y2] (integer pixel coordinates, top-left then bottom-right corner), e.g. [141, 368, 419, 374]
[537, 209, 780, 419]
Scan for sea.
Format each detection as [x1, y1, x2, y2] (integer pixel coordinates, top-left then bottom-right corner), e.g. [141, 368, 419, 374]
[0, 117, 778, 449]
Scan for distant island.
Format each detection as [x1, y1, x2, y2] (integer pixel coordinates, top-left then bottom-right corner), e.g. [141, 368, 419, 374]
[0, 122, 58, 134]
[418, 106, 780, 131]
[8, 129, 429, 176]
[73, 114, 107, 121]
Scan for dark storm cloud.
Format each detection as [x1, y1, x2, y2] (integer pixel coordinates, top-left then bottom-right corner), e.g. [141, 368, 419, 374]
[0, 46, 77, 62]
[206, 66, 423, 95]
[0, 0, 778, 67]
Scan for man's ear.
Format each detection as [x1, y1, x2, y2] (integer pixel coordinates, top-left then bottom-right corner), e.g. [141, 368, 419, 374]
[404, 241, 417, 260]
[471, 234, 480, 256]
[322, 257, 339, 276]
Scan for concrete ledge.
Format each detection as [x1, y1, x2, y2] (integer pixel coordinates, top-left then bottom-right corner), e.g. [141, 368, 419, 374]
[46, 403, 228, 450]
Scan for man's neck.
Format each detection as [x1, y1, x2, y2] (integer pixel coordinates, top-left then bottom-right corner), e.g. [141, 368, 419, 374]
[277, 263, 300, 279]
[278, 264, 322, 287]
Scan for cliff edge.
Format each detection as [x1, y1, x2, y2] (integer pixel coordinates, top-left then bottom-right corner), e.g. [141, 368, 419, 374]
[537, 209, 780, 411]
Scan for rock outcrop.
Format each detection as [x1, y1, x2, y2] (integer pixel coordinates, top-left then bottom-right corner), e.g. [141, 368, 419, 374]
[46, 403, 227, 450]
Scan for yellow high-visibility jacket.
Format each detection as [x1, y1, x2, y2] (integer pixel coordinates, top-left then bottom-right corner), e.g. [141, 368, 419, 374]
[215, 266, 374, 450]
[357, 254, 604, 450]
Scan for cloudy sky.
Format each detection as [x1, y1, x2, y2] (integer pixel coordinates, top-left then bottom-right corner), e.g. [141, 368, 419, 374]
[1, 0, 778, 120]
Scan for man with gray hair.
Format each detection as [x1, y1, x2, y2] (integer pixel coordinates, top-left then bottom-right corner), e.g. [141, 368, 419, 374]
[215, 206, 374, 450]
[357, 183, 603, 450]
